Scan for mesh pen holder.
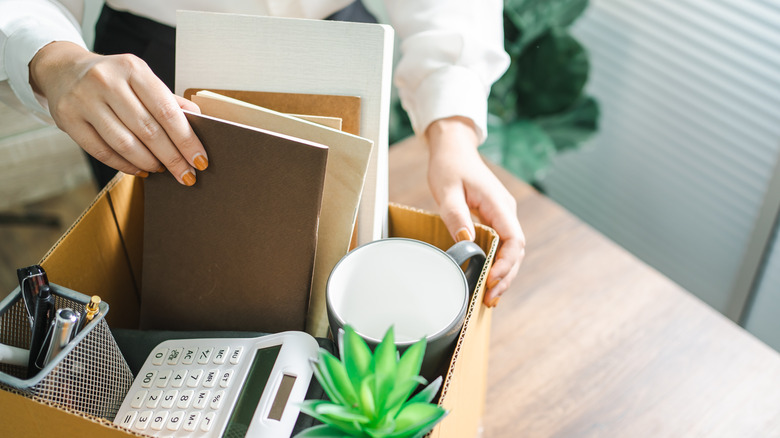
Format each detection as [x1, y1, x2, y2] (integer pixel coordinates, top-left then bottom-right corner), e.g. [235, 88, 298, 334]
[0, 283, 133, 420]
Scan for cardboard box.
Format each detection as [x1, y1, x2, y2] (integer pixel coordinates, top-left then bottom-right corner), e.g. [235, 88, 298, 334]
[0, 174, 498, 437]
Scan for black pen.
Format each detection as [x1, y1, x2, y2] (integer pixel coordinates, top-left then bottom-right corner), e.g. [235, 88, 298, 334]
[27, 284, 55, 378]
[17, 265, 48, 327]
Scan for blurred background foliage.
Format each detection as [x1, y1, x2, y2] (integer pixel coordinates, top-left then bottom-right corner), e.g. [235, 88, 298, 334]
[389, 0, 599, 185]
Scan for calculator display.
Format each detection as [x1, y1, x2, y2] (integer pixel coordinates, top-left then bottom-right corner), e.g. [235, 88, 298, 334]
[268, 374, 296, 421]
[222, 345, 281, 437]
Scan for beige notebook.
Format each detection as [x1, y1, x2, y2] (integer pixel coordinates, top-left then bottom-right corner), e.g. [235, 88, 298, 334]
[282, 114, 341, 130]
[191, 90, 373, 336]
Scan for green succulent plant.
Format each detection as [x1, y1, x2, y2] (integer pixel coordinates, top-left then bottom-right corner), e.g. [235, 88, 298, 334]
[294, 326, 447, 438]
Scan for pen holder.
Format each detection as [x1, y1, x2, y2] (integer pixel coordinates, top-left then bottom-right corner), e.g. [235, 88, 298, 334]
[0, 283, 133, 420]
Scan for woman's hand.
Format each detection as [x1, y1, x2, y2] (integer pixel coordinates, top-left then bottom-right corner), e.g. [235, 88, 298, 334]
[425, 116, 525, 307]
[29, 41, 207, 185]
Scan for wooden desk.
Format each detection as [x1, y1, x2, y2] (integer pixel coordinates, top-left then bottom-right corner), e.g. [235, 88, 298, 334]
[388, 137, 780, 437]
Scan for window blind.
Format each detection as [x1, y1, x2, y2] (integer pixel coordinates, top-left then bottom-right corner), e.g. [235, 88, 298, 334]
[542, 0, 780, 314]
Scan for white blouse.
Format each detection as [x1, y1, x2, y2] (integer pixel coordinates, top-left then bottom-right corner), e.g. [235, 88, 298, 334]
[0, 0, 509, 140]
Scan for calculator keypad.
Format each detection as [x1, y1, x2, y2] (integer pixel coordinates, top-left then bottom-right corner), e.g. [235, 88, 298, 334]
[118, 342, 246, 436]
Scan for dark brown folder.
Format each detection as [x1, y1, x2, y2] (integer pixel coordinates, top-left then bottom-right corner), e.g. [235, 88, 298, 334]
[140, 111, 328, 332]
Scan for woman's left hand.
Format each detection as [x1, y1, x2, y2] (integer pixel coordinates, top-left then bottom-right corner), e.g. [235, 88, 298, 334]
[425, 116, 526, 307]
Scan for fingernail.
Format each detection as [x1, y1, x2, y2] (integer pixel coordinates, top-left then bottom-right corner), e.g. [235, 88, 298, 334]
[488, 277, 501, 291]
[181, 170, 196, 186]
[134, 170, 149, 178]
[487, 295, 501, 308]
[456, 227, 472, 242]
[156, 166, 166, 173]
[193, 153, 209, 171]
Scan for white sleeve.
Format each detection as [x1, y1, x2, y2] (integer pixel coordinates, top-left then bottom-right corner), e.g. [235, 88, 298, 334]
[385, 0, 510, 142]
[0, 0, 87, 116]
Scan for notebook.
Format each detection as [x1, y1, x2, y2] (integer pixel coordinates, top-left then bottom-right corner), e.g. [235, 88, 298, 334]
[140, 111, 328, 332]
[190, 90, 373, 336]
[183, 89, 359, 136]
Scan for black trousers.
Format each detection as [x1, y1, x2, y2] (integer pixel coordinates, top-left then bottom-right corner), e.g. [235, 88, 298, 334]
[88, 2, 377, 188]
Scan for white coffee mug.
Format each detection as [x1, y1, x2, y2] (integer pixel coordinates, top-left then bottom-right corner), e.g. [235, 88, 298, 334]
[326, 238, 486, 381]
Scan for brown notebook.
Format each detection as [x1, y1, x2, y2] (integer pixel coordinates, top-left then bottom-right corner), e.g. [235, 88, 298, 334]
[189, 90, 374, 337]
[183, 89, 361, 135]
[140, 111, 328, 332]
[185, 88, 364, 249]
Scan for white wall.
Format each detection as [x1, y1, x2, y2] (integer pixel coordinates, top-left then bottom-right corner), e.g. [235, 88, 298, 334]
[542, 1, 780, 318]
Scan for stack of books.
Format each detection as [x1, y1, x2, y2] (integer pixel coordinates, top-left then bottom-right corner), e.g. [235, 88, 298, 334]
[140, 12, 394, 338]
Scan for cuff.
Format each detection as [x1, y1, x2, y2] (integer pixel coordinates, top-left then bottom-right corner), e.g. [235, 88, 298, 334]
[397, 66, 490, 144]
[4, 17, 86, 116]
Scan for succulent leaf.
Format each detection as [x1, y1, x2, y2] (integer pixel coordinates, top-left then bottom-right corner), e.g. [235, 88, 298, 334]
[293, 424, 350, 437]
[364, 419, 397, 438]
[372, 327, 397, 414]
[407, 376, 443, 406]
[299, 400, 333, 424]
[359, 375, 377, 418]
[395, 338, 426, 385]
[342, 326, 373, 393]
[312, 356, 348, 406]
[321, 349, 359, 406]
[384, 376, 428, 419]
[386, 403, 447, 438]
[373, 327, 396, 376]
[315, 402, 371, 424]
[299, 401, 363, 436]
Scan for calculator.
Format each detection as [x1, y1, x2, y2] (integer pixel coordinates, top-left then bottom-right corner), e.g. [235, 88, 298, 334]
[113, 331, 319, 437]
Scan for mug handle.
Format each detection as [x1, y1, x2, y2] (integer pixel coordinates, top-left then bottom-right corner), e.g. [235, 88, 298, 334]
[446, 241, 487, 294]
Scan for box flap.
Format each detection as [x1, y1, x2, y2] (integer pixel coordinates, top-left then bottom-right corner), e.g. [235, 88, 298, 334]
[39, 177, 140, 329]
[0, 389, 130, 437]
[388, 203, 498, 438]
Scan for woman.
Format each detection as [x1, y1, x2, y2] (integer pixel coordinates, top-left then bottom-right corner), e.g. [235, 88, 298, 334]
[0, 0, 524, 306]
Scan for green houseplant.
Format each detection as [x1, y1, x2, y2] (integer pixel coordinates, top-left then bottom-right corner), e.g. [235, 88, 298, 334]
[389, 0, 599, 184]
[295, 326, 446, 438]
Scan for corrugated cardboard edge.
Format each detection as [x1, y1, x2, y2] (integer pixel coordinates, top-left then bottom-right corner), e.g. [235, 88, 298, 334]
[0, 386, 145, 437]
[388, 203, 498, 438]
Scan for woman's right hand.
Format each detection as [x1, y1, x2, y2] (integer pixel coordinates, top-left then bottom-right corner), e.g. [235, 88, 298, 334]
[29, 41, 208, 185]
